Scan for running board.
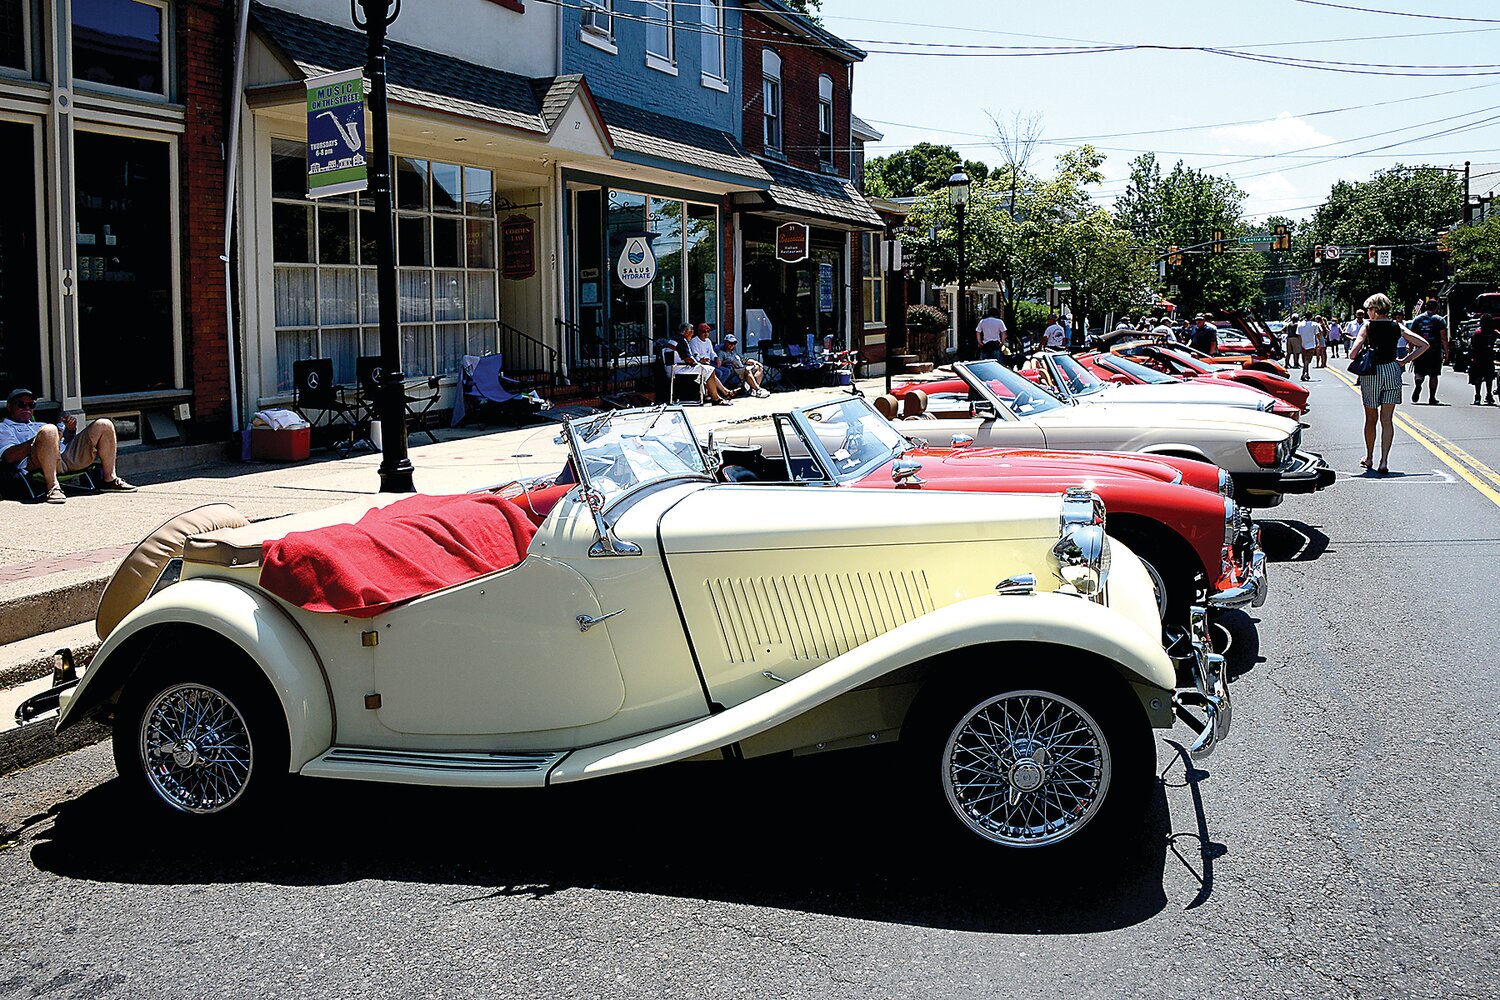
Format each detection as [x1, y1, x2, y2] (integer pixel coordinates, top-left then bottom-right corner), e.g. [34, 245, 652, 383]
[301, 746, 565, 788]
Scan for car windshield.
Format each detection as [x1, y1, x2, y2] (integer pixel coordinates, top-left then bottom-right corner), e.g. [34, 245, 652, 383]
[1154, 348, 1212, 374]
[1049, 353, 1108, 396]
[566, 407, 709, 505]
[959, 360, 1066, 417]
[794, 397, 909, 481]
[1103, 354, 1178, 385]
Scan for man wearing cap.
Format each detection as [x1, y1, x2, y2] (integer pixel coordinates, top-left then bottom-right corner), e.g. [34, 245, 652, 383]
[715, 334, 770, 398]
[1, 389, 136, 503]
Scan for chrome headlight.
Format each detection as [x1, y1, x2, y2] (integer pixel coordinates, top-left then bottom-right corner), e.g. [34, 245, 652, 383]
[1053, 487, 1110, 603]
[1217, 468, 1233, 497]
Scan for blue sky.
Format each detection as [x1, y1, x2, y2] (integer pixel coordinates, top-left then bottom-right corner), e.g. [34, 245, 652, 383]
[831, 0, 1497, 221]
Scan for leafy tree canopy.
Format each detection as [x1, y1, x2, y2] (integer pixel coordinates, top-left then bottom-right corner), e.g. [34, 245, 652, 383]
[1449, 214, 1500, 288]
[864, 142, 991, 199]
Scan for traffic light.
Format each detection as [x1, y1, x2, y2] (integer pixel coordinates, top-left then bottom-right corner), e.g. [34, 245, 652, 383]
[1167, 245, 1183, 267]
[1314, 245, 1323, 264]
[1367, 245, 1377, 264]
[1213, 229, 1224, 255]
[1274, 224, 1290, 251]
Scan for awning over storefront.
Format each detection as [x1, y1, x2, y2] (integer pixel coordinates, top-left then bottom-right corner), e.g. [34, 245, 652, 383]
[592, 98, 770, 189]
[731, 157, 884, 230]
[250, 3, 611, 148]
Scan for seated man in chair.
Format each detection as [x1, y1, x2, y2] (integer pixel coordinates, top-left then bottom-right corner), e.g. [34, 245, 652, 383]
[1, 388, 136, 504]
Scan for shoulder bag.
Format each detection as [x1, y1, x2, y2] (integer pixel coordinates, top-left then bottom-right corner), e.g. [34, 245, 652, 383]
[1349, 341, 1377, 376]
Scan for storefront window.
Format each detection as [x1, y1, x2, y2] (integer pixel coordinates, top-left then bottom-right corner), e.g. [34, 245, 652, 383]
[1, 0, 28, 71]
[72, 0, 166, 96]
[0, 120, 41, 395]
[271, 140, 498, 391]
[741, 217, 846, 356]
[571, 184, 720, 367]
[75, 131, 174, 396]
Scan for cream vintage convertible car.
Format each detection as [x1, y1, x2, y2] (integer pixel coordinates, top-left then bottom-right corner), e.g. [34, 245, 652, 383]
[52, 407, 1227, 858]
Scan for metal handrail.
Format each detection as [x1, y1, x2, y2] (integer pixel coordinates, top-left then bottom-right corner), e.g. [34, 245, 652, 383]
[496, 319, 560, 399]
[556, 318, 654, 399]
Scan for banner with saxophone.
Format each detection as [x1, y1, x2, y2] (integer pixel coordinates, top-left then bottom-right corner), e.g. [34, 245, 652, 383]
[306, 67, 368, 199]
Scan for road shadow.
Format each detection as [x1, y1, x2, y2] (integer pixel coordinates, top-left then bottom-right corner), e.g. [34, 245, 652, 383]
[1211, 607, 1263, 682]
[29, 747, 1182, 934]
[1257, 519, 1331, 563]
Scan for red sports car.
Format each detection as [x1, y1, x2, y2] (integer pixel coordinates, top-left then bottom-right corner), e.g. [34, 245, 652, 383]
[1101, 344, 1309, 415]
[699, 395, 1265, 629]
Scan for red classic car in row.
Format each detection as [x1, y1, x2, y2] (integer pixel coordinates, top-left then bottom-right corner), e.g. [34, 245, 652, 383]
[701, 395, 1265, 630]
[1082, 346, 1311, 416]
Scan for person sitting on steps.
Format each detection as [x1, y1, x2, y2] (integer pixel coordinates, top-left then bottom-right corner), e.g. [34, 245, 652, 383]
[1, 387, 138, 504]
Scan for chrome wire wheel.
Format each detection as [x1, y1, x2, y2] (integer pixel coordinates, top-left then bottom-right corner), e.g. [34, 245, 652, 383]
[1138, 557, 1170, 620]
[138, 683, 254, 814]
[941, 690, 1111, 848]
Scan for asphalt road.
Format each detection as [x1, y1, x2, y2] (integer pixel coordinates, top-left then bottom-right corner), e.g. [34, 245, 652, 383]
[2, 361, 1497, 1000]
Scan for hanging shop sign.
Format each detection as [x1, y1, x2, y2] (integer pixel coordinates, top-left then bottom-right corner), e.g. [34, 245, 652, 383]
[615, 231, 658, 289]
[305, 67, 368, 199]
[501, 214, 536, 280]
[819, 262, 834, 312]
[776, 222, 810, 264]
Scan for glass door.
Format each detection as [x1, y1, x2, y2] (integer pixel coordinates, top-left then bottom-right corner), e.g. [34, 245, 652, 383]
[0, 119, 42, 397]
[74, 130, 175, 396]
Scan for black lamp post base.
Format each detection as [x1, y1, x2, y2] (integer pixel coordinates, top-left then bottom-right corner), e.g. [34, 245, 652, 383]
[378, 459, 416, 493]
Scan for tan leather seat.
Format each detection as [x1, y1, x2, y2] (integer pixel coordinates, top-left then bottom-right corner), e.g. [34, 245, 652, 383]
[900, 389, 933, 419]
[96, 504, 250, 641]
[873, 394, 899, 420]
[183, 495, 409, 569]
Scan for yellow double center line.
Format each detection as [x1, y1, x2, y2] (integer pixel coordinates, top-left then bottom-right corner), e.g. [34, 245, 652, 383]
[1327, 366, 1500, 507]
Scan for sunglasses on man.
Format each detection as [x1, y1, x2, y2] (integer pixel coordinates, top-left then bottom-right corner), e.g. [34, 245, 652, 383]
[11, 400, 35, 410]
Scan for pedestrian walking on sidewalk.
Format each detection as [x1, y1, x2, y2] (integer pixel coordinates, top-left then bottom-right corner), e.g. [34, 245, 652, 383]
[1349, 293, 1430, 475]
[1294, 314, 1319, 381]
[1470, 313, 1496, 406]
[1, 388, 137, 503]
[1409, 299, 1449, 404]
[1327, 316, 1345, 358]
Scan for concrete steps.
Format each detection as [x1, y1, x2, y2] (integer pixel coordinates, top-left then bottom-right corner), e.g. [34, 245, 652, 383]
[0, 577, 108, 649]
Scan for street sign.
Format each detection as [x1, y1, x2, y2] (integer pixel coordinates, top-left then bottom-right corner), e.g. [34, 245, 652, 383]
[305, 67, 368, 199]
[1377, 249, 1393, 267]
[1323, 245, 1341, 261]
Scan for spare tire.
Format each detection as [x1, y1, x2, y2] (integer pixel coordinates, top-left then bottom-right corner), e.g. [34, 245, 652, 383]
[95, 503, 249, 641]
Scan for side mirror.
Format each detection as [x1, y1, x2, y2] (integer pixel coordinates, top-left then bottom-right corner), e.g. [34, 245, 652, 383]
[891, 459, 925, 487]
[973, 400, 998, 421]
[950, 434, 974, 449]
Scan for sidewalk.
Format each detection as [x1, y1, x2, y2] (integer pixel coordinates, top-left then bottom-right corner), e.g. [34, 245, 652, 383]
[0, 378, 889, 717]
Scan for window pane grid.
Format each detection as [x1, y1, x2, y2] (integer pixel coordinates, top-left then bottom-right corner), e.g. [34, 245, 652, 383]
[272, 148, 498, 390]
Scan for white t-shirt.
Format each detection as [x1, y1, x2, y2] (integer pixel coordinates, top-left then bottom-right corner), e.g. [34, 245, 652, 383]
[1294, 320, 1319, 344]
[1044, 323, 1066, 348]
[975, 316, 1007, 344]
[0, 417, 50, 473]
[688, 336, 716, 363]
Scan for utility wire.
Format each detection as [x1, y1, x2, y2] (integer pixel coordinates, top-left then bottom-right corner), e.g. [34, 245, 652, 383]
[1291, 0, 1500, 24]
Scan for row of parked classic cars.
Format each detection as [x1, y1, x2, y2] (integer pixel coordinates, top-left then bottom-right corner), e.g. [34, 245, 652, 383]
[41, 342, 1333, 866]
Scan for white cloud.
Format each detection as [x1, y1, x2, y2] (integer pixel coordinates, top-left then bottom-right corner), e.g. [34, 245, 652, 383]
[1241, 171, 1300, 206]
[1210, 113, 1337, 154]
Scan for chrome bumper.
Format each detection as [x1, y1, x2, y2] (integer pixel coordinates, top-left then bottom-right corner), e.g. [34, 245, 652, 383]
[1167, 606, 1231, 759]
[1209, 525, 1268, 610]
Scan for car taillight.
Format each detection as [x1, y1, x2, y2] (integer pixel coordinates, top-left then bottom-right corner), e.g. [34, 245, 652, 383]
[1247, 440, 1280, 467]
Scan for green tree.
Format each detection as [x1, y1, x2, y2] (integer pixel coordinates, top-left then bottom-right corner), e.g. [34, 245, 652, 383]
[783, 0, 822, 19]
[1300, 166, 1461, 313]
[1114, 153, 1265, 315]
[863, 142, 991, 199]
[1449, 214, 1500, 287]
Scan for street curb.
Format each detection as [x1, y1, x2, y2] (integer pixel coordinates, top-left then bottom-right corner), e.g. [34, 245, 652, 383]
[0, 577, 106, 649]
[0, 717, 109, 782]
[0, 636, 101, 691]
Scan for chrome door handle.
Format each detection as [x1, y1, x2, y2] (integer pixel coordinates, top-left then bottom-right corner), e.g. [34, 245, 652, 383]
[576, 609, 625, 632]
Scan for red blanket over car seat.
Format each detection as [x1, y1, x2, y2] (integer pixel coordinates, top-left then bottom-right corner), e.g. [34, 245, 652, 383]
[260, 494, 538, 618]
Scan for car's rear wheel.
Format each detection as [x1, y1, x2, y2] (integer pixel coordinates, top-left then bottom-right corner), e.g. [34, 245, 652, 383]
[113, 660, 288, 821]
[906, 665, 1153, 859]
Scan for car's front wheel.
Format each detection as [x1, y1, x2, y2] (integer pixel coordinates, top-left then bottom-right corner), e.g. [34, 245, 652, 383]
[113, 661, 288, 821]
[907, 667, 1152, 858]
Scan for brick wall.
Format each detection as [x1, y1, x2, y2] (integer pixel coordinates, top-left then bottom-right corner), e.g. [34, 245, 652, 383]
[180, 0, 231, 432]
[741, 13, 849, 177]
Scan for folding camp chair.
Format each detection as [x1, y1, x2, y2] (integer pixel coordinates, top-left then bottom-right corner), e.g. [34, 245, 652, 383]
[292, 358, 361, 455]
[355, 355, 441, 444]
[660, 344, 706, 404]
[453, 354, 525, 428]
[0, 460, 101, 502]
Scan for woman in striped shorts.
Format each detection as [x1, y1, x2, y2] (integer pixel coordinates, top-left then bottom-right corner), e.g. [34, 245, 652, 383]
[1348, 293, 1430, 475]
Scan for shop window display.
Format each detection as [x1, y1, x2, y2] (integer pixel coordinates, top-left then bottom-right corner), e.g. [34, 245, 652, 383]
[271, 140, 498, 392]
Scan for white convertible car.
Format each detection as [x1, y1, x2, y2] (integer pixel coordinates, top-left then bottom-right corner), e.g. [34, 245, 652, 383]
[1021, 351, 1303, 421]
[889, 360, 1335, 508]
[49, 407, 1228, 860]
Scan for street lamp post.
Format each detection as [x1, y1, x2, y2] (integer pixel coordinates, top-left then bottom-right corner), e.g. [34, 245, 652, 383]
[353, 0, 415, 493]
[948, 170, 971, 360]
